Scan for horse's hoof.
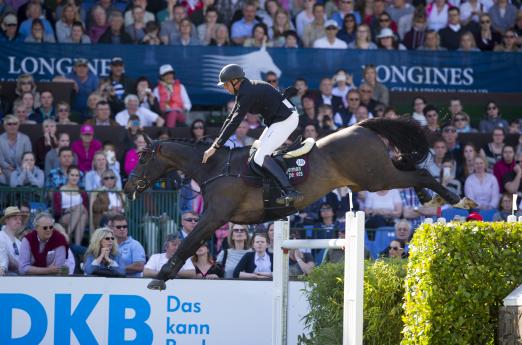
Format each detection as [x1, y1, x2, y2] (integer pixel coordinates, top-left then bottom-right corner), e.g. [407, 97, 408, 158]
[424, 194, 445, 208]
[147, 279, 166, 291]
[453, 197, 478, 210]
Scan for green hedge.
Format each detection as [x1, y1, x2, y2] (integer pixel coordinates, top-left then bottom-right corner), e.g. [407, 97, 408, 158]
[403, 221, 522, 344]
[299, 259, 407, 345]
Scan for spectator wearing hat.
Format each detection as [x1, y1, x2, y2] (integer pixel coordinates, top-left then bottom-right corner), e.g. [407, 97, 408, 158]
[153, 64, 191, 128]
[0, 115, 32, 182]
[115, 94, 164, 127]
[61, 58, 99, 115]
[18, 212, 69, 275]
[144, 234, 196, 278]
[313, 19, 348, 48]
[84, 100, 119, 127]
[99, 11, 133, 44]
[0, 206, 29, 274]
[103, 57, 136, 113]
[302, 3, 326, 47]
[0, 13, 22, 42]
[71, 124, 103, 173]
[376, 27, 406, 50]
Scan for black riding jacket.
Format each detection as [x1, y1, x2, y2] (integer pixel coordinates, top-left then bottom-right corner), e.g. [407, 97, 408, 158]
[214, 79, 293, 147]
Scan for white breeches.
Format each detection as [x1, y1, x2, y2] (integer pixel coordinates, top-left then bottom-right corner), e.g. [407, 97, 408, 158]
[253, 110, 299, 166]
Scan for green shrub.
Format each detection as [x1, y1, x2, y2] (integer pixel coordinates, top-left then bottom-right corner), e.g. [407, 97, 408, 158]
[299, 259, 407, 345]
[402, 221, 522, 345]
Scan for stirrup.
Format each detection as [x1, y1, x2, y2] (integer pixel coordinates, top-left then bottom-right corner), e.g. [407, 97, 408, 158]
[276, 190, 303, 206]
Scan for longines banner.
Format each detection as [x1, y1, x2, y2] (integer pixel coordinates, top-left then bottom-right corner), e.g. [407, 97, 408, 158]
[0, 277, 308, 345]
[1, 42, 521, 105]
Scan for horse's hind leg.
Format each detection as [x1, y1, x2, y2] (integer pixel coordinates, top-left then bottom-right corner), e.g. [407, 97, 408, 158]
[384, 168, 461, 206]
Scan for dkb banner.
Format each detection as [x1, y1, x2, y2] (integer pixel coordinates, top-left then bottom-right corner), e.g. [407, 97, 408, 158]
[1, 42, 521, 105]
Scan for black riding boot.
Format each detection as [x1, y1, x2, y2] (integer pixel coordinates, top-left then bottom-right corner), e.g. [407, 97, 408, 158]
[261, 156, 304, 205]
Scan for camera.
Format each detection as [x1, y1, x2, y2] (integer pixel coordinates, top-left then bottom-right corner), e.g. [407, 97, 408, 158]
[131, 120, 141, 127]
[145, 88, 152, 94]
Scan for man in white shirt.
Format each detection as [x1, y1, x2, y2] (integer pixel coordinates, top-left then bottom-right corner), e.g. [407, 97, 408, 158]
[313, 20, 348, 49]
[143, 234, 196, 278]
[115, 94, 165, 127]
[0, 207, 28, 275]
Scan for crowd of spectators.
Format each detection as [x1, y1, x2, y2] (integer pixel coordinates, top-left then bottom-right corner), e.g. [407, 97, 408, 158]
[1, 0, 522, 51]
[0, 0, 521, 279]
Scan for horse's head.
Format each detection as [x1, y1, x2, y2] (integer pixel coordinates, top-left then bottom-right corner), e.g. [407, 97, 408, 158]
[124, 136, 173, 200]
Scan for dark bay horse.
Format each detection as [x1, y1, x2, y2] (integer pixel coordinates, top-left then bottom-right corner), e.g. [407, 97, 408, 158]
[124, 118, 475, 290]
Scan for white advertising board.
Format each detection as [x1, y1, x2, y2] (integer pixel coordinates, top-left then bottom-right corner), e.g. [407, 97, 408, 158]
[0, 277, 309, 345]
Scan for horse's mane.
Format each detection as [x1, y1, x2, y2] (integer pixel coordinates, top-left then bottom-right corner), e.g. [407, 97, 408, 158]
[161, 137, 248, 153]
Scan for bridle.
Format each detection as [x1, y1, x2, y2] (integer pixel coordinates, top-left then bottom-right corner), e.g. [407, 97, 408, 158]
[129, 145, 158, 193]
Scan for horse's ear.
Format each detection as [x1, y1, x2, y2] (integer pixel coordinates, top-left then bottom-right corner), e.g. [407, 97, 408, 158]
[144, 134, 152, 147]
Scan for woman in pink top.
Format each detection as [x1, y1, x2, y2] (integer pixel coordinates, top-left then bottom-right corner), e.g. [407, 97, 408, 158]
[71, 124, 102, 172]
[124, 134, 147, 176]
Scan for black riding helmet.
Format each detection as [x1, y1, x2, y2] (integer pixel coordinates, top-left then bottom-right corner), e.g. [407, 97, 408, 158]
[217, 64, 245, 86]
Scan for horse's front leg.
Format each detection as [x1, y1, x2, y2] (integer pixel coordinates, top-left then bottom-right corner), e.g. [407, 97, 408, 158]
[148, 208, 227, 290]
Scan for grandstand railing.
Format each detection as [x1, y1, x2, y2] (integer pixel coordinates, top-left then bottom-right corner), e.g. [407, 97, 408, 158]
[0, 186, 180, 255]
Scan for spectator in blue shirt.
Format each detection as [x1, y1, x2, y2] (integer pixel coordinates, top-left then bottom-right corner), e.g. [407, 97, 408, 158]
[108, 214, 145, 277]
[230, 1, 259, 45]
[62, 58, 99, 116]
[19, 2, 55, 40]
[47, 147, 85, 189]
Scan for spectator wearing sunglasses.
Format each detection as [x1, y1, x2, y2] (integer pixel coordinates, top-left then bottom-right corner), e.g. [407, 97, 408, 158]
[91, 170, 126, 229]
[84, 227, 125, 276]
[452, 112, 477, 133]
[18, 212, 68, 276]
[0, 206, 28, 275]
[108, 214, 145, 277]
[0, 13, 22, 42]
[179, 211, 200, 240]
[380, 239, 407, 259]
[85, 151, 122, 191]
[216, 223, 252, 278]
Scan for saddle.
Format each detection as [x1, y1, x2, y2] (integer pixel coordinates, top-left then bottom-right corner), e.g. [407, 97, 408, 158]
[242, 136, 315, 220]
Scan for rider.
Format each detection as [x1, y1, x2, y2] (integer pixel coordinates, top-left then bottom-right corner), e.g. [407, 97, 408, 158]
[202, 64, 304, 205]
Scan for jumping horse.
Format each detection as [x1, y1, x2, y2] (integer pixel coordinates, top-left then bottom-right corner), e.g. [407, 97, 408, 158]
[124, 117, 476, 290]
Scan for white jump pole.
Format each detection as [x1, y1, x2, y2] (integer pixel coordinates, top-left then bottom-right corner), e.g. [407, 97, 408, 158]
[272, 218, 289, 345]
[343, 211, 364, 345]
[272, 211, 365, 345]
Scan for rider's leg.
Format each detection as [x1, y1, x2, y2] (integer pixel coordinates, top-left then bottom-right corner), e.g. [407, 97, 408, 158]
[253, 111, 303, 204]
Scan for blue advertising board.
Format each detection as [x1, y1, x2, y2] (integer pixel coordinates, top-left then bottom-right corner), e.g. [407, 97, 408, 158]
[1, 42, 521, 106]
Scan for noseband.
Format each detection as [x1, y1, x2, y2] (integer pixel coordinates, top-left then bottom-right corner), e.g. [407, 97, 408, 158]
[130, 145, 158, 192]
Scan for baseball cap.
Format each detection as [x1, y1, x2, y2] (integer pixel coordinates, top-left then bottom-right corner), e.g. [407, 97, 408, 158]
[111, 57, 124, 65]
[74, 58, 88, 66]
[3, 14, 17, 26]
[324, 19, 339, 29]
[159, 64, 174, 76]
[466, 212, 483, 222]
[377, 28, 394, 39]
[80, 124, 94, 135]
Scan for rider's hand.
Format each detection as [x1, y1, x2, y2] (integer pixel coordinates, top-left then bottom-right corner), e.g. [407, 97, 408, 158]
[202, 147, 217, 163]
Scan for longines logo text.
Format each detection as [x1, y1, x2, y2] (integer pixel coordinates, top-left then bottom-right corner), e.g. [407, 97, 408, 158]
[8, 56, 112, 77]
[376, 65, 474, 86]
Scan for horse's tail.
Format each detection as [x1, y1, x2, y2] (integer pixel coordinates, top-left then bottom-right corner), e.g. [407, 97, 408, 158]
[358, 117, 430, 171]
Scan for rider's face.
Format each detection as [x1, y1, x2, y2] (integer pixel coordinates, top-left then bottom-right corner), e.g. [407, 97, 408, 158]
[223, 81, 235, 94]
